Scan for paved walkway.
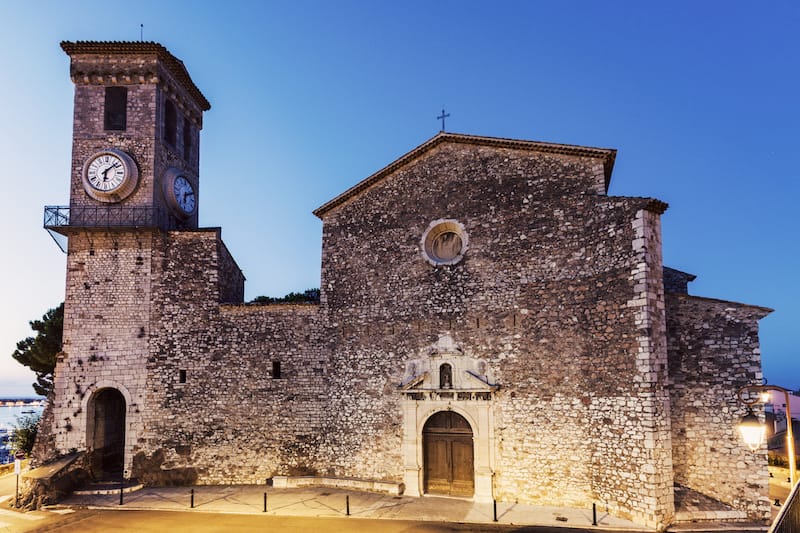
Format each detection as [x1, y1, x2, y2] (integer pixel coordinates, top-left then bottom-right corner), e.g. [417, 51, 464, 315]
[56, 484, 647, 531]
[0, 471, 775, 532]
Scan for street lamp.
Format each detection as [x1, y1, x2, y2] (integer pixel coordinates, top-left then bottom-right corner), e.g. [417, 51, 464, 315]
[736, 384, 796, 486]
[738, 408, 766, 452]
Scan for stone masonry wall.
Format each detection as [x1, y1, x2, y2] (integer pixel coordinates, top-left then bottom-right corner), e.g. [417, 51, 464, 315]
[663, 267, 694, 294]
[666, 293, 772, 520]
[217, 236, 245, 304]
[45, 106, 772, 530]
[70, 84, 157, 211]
[67, 50, 203, 230]
[47, 230, 154, 470]
[317, 142, 674, 527]
[139, 229, 326, 484]
[623, 208, 674, 526]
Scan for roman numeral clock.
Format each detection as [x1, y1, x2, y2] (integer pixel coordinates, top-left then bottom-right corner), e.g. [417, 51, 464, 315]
[162, 167, 197, 219]
[79, 150, 197, 220]
[81, 149, 139, 202]
[43, 41, 209, 244]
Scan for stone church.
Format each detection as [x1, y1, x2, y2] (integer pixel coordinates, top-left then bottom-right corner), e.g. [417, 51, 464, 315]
[34, 41, 772, 529]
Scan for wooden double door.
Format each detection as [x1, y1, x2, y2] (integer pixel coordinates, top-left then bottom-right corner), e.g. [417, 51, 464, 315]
[423, 411, 474, 497]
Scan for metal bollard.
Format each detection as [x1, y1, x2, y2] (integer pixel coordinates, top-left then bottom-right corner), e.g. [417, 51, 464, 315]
[119, 485, 124, 505]
[592, 502, 597, 526]
[263, 492, 267, 512]
[493, 499, 497, 522]
[346, 495, 350, 516]
[190, 488, 195, 508]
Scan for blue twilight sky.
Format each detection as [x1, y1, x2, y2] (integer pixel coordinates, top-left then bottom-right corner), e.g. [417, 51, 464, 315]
[0, 1, 797, 397]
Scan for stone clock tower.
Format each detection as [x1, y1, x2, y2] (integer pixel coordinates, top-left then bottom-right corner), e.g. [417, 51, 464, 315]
[43, 41, 212, 480]
[61, 41, 210, 227]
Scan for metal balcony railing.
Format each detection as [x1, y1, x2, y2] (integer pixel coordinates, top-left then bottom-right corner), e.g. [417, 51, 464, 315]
[43, 205, 171, 232]
[770, 479, 800, 533]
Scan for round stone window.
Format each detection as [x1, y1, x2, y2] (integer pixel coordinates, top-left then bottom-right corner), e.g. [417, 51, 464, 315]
[421, 219, 468, 266]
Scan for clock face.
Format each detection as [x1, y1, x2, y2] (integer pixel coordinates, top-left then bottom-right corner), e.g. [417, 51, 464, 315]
[162, 167, 197, 220]
[86, 153, 126, 191]
[81, 149, 138, 203]
[173, 175, 196, 215]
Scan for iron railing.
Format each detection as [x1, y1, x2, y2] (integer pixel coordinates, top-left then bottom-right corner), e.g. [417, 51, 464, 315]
[44, 205, 172, 232]
[770, 480, 800, 533]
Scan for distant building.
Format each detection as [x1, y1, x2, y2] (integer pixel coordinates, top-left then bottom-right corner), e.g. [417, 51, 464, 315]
[764, 389, 800, 453]
[34, 41, 774, 530]
[765, 390, 800, 426]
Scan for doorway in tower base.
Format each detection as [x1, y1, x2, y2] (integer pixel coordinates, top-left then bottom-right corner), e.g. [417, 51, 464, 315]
[423, 411, 474, 497]
[86, 388, 126, 480]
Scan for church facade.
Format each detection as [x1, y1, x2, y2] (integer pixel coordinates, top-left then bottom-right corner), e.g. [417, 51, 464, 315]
[36, 41, 772, 529]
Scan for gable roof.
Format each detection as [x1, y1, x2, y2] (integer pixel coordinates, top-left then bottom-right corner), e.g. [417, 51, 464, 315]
[313, 132, 617, 219]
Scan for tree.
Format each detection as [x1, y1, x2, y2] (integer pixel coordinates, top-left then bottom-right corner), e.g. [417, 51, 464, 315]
[11, 414, 40, 456]
[12, 303, 63, 397]
[250, 288, 320, 304]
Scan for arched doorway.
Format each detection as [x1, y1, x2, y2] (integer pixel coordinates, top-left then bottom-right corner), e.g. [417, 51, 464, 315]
[423, 411, 474, 497]
[87, 388, 126, 480]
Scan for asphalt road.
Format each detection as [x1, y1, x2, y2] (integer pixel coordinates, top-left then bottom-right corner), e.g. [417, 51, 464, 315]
[18, 509, 638, 533]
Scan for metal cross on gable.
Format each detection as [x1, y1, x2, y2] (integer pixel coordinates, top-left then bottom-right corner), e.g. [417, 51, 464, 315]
[437, 108, 450, 132]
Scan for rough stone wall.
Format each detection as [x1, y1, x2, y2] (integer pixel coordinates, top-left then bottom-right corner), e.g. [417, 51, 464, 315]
[31, 391, 56, 465]
[154, 81, 201, 230]
[138, 229, 325, 484]
[666, 293, 772, 520]
[217, 236, 245, 304]
[622, 209, 674, 526]
[47, 230, 154, 467]
[67, 51, 203, 230]
[663, 267, 694, 294]
[317, 142, 674, 527]
[42, 47, 207, 471]
[70, 83, 157, 211]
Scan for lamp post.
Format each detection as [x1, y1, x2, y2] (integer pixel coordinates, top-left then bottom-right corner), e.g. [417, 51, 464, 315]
[736, 384, 796, 486]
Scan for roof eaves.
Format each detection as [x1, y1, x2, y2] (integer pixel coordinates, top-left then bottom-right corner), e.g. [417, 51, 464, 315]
[60, 41, 211, 111]
[671, 293, 774, 317]
[664, 266, 698, 282]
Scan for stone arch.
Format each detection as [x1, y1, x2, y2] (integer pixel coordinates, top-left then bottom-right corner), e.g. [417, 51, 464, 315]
[85, 385, 128, 480]
[403, 402, 494, 501]
[416, 405, 480, 438]
[422, 411, 474, 496]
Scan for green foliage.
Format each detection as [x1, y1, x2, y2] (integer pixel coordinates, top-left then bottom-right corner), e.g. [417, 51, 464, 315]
[250, 288, 320, 304]
[769, 452, 800, 468]
[769, 453, 788, 467]
[12, 414, 40, 456]
[12, 302, 63, 396]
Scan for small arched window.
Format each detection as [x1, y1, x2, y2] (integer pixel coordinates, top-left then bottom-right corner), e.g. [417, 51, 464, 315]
[164, 99, 177, 147]
[439, 363, 452, 389]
